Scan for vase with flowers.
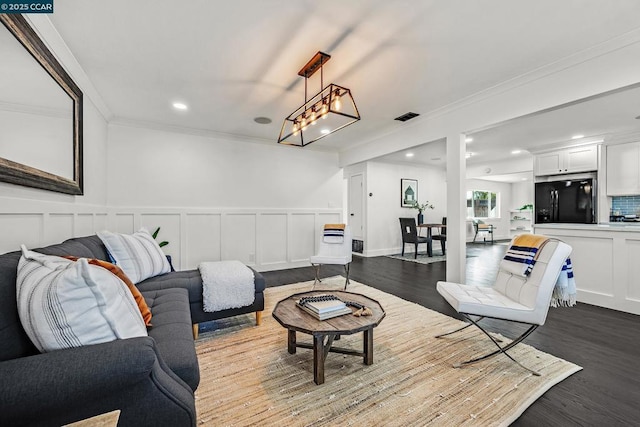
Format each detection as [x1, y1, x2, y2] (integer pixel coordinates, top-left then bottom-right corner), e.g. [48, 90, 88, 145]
[412, 201, 434, 225]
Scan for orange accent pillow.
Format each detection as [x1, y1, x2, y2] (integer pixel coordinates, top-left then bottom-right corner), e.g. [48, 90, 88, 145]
[64, 256, 152, 326]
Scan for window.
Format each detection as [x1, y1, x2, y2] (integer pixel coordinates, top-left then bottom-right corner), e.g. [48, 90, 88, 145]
[467, 190, 499, 218]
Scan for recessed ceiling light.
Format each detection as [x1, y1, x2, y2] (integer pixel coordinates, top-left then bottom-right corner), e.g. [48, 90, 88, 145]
[465, 137, 473, 143]
[571, 134, 584, 139]
[511, 149, 522, 154]
[254, 117, 272, 124]
[320, 128, 331, 135]
[465, 152, 473, 159]
[172, 102, 188, 111]
[405, 153, 414, 158]
[521, 178, 527, 181]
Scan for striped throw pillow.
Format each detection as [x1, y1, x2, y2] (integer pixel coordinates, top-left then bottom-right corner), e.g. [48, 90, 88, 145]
[97, 228, 171, 284]
[64, 256, 153, 326]
[16, 246, 147, 353]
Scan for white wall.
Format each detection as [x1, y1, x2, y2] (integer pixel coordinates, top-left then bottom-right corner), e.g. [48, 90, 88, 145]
[364, 161, 447, 256]
[104, 124, 345, 271]
[107, 124, 343, 209]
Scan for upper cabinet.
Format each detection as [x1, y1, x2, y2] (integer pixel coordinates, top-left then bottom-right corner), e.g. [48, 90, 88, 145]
[534, 144, 598, 176]
[607, 142, 640, 196]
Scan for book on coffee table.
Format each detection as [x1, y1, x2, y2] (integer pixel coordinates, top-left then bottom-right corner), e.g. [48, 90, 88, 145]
[296, 295, 352, 320]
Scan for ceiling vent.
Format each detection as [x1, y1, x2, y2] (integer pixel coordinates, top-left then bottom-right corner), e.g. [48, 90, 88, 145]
[394, 112, 420, 122]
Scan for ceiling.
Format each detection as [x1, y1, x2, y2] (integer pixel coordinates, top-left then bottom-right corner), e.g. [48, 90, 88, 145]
[46, 1, 640, 161]
[379, 83, 640, 181]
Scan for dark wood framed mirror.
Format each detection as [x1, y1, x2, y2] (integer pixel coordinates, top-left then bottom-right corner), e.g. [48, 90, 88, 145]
[0, 14, 83, 195]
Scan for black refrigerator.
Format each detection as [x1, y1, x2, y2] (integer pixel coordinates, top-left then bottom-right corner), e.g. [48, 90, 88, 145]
[535, 177, 596, 224]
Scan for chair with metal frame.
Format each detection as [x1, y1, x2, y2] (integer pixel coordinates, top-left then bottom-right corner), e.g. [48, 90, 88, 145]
[310, 225, 353, 290]
[472, 219, 495, 244]
[435, 236, 572, 375]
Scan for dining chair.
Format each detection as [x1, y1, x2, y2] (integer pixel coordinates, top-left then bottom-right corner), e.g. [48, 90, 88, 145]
[431, 217, 446, 255]
[399, 217, 431, 258]
[435, 236, 572, 375]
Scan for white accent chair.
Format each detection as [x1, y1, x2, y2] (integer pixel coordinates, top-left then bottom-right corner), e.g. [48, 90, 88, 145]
[436, 237, 572, 375]
[310, 226, 352, 290]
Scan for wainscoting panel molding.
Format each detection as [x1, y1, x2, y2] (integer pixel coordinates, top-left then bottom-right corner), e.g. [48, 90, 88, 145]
[185, 213, 222, 269]
[289, 213, 316, 264]
[115, 213, 135, 234]
[222, 213, 257, 267]
[76, 213, 95, 237]
[0, 214, 43, 253]
[258, 213, 288, 268]
[0, 205, 342, 272]
[47, 214, 74, 246]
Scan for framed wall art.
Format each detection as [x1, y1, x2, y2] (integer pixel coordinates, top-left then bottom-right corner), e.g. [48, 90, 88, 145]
[401, 178, 417, 208]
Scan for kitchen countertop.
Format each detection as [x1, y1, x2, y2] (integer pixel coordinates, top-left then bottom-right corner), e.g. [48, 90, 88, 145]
[534, 223, 640, 231]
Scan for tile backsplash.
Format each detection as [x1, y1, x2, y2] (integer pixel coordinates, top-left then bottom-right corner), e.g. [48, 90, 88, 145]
[611, 195, 640, 216]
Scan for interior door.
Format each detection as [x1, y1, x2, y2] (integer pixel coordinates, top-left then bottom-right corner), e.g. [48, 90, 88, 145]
[349, 173, 364, 240]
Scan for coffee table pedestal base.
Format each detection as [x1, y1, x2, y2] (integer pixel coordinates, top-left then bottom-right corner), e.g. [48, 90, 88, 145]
[290, 329, 374, 385]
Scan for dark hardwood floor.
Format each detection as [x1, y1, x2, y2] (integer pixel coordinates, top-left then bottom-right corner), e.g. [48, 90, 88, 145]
[262, 243, 640, 426]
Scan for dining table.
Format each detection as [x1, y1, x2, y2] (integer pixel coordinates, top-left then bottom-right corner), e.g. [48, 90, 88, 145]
[417, 223, 446, 238]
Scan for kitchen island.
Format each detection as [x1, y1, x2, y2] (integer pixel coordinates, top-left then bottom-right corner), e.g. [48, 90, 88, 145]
[534, 223, 640, 315]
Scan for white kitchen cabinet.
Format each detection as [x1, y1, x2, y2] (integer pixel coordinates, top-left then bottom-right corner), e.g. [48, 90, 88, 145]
[534, 144, 598, 176]
[606, 142, 640, 195]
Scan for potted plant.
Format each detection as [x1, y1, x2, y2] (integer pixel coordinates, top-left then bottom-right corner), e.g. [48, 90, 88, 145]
[412, 201, 434, 225]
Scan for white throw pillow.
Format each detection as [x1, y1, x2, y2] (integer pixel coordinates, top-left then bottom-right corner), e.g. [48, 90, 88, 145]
[16, 246, 147, 353]
[97, 228, 171, 284]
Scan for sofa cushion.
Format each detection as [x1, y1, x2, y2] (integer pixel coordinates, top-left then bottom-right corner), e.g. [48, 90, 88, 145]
[137, 267, 266, 301]
[137, 268, 266, 324]
[38, 235, 111, 261]
[141, 288, 200, 391]
[16, 247, 147, 352]
[65, 256, 153, 326]
[97, 228, 171, 284]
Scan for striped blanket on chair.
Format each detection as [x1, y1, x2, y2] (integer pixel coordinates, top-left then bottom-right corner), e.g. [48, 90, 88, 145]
[323, 223, 345, 243]
[500, 234, 576, 307]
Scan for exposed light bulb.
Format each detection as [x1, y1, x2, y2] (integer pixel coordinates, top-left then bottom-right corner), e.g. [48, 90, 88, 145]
[321, 99, 329, 118]
[333, 90, 342, 111]
[292, 121, 299, 136]
[301, 114, 307, 131]
[310, 107, 317, 125]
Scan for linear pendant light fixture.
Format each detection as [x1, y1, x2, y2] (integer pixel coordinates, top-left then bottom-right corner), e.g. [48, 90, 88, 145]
[278, 51, 360, 147]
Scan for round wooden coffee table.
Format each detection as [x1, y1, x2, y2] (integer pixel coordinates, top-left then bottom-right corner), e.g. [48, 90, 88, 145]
[272, 290, 385, 385]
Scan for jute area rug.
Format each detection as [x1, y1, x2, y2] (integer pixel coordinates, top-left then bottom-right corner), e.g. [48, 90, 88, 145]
[195, 277, 581, 426]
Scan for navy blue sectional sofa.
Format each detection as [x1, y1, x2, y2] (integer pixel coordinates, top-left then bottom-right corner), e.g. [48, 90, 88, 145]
[0, 234, 265, 426]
